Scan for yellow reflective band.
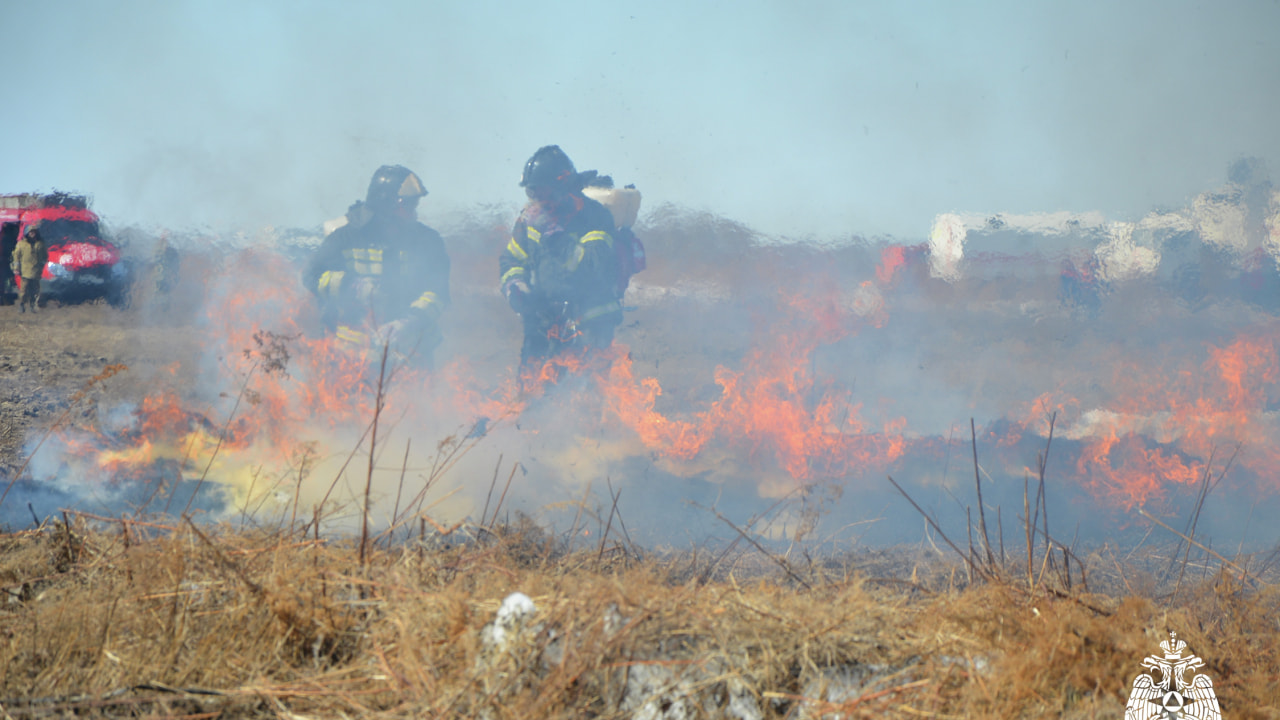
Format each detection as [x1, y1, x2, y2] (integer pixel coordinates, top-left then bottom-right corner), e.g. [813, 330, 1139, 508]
[526, 226, 541, 244]
[580, 230, 610, 245]
[410, 291, 439, 310]
[318, 270, 336, 293]
[412, 290, 444, 321]
[346, 248, 383, 262]
[500, 266, 526, 284]
[581, 300, 621, 321]
[507, 237, 528, 261]
[336, 325, 368, 345]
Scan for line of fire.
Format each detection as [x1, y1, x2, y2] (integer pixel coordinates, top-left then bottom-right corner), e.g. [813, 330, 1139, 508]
[6, 159, 1280, 553]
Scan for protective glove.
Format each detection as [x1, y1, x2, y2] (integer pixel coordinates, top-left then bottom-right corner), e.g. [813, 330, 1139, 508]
[375, 315, 441, 365]
[505, 279, 532, 315]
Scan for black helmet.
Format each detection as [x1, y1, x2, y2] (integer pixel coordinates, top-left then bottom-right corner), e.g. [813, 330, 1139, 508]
[520, 145, 577, 188]
[366, 165, 427, 211]
[23, 225, 40, 240]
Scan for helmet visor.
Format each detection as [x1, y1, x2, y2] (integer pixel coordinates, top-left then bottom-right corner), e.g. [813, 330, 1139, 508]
[397, 172, 427, 199]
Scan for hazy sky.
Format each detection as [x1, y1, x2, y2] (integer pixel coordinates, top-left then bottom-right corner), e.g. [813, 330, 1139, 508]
[2, 0, 1277, 240]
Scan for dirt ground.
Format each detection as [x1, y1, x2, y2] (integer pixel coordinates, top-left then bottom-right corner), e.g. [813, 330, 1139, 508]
[0, 302, 191, 477]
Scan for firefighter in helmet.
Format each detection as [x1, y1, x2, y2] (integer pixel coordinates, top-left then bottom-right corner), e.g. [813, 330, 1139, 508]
[304, 165, 451, 367]
[500, 145, 622, 370]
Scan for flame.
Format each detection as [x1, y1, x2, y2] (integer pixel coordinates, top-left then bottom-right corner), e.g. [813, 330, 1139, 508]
[45, 240, 1280, 526]
[52, 245, 914, 511]
[540, 279, 909, 486]
[876, 245, 907, 285]
[1007, 325, 1280, 510]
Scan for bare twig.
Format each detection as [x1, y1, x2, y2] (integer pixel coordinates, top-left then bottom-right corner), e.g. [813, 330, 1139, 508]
[396, 416, 495, 526]
[360, 342, 391, 567]
[1024, 474, 1033, 589]
[595, 481, 622, 570]
[289, 445, 313, 536]
[564, 480, 593, 557]
[1166, 445, 1237, 602]
[888, 476, 990, 583]
[966, 506, 975, 585]
[183, 517, 265, 597]
[489, 462, 519, 530]
[708, 506, 812, 590]
[1138, 509, 1269, 589]
[695, 491, 799, 586]
[313, 410, 381, 535]
[997, 505, 1005, 568]
[971, 418, 995, 569]
[480, 454, 503, 528]
[1031, 411, 1056, 583]
[389, 438, 412, 545]
[237, 465, 263, 528]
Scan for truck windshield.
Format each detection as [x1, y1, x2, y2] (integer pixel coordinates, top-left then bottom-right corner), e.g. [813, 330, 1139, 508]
[33, 219, 106, 246]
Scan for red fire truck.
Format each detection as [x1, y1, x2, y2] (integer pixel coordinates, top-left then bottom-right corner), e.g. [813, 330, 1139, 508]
[1, 192, 131, 307]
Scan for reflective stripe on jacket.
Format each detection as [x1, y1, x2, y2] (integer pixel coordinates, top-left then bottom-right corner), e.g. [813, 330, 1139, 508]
[499, 195, 621, 326]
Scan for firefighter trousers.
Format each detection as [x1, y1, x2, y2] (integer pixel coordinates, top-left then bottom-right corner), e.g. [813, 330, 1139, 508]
[19, 277, 40, 310]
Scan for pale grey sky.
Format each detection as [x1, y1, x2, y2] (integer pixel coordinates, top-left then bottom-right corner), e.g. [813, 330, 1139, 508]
[1, 0, 1277, 239]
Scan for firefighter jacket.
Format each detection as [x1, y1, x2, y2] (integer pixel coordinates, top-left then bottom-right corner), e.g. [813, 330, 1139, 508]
[303, 203, 450, 342]
[12, 236, 48, 280]
[500, 194, 622, 328]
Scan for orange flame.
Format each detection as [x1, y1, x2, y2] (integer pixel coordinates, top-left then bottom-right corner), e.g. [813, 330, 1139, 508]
[56, 242, 1280, 522]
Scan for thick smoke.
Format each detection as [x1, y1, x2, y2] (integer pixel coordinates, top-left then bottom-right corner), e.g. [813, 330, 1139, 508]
[3, 2, 1280, 551]
[1, 2, 1278, 239]
[8, 157, 1280, 555]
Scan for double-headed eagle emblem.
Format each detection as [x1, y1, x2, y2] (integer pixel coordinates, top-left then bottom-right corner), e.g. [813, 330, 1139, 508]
[1125, 631, 1221, 719]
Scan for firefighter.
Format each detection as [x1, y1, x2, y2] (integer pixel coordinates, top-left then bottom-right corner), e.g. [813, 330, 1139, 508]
[500, 145, 622, 370]
[11, 226, 48, 314]
[0, 225, 17, 304]
[154, 234, 181, 297]
[303, 165, 451, 367]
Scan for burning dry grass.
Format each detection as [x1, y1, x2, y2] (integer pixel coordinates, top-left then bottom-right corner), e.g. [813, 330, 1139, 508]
[0, 511, 1277, 719]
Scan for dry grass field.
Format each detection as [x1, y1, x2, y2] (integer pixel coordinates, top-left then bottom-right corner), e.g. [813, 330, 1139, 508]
[2, 208, 1280, 717]
[0, 510, 1277, 719]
